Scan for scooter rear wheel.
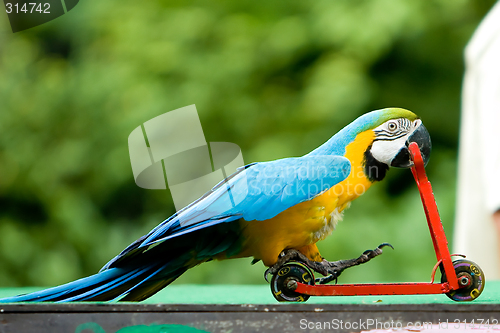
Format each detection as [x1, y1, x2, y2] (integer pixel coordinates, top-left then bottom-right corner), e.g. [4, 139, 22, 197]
[270, 262, 314, 302]
[441, 259, 485, 302]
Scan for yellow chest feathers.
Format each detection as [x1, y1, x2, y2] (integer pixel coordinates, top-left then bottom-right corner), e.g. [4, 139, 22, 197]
[305, 201, 351, 243]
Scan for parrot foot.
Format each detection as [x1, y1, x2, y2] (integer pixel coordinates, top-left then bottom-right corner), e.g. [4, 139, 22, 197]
[264, 249, 331, 282]
[264, 243, 393, 284]
[315, 243, 394, 285]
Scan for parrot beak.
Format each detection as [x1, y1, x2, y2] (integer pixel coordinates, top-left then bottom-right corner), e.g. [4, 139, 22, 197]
[390, 123, 432, 168]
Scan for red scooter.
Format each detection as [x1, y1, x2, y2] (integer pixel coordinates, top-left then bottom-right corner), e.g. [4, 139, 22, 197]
[269, 142, 485, 302]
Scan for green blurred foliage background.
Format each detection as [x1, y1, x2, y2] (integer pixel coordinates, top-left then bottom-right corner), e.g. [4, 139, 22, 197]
[0, 0, 496, 289]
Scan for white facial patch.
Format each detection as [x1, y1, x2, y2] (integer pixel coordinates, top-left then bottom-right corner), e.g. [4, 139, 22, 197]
[370, 119, 422, 165]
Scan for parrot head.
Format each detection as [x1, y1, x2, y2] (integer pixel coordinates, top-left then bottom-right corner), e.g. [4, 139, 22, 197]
[361, 108, 431, 181]
[308, 107, 431, 183]
[369, 111, 431, 167]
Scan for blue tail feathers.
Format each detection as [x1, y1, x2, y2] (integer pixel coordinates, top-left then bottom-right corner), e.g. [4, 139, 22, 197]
[0, 263, 180, 303]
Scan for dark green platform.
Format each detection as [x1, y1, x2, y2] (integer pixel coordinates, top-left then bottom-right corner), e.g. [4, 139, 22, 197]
[1, 282, 500, 333]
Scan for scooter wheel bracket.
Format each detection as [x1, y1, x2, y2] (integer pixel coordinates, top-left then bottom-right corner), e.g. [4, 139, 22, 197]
[270, 262, 314, 302]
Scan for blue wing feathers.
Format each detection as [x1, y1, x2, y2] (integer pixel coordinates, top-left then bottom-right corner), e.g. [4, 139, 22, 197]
[137, 155, 350, 248]
[102, 155, 350, 269]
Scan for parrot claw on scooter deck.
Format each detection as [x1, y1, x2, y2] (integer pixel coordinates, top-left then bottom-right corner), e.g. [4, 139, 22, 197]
[315, 243, 395, 285]
[264, 243, 393, 284]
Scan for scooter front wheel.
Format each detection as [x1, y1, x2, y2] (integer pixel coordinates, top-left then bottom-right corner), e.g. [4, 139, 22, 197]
[441, 259, 485, 302]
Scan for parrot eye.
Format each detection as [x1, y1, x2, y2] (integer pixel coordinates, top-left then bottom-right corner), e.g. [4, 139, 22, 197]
[387, 121, 398, 132]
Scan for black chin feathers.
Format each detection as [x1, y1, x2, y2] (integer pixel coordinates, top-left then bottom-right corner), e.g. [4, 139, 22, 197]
[364, 146, 389, 182]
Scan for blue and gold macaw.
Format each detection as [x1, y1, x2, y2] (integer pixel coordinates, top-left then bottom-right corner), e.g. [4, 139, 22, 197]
[0, 108, 431, 302]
